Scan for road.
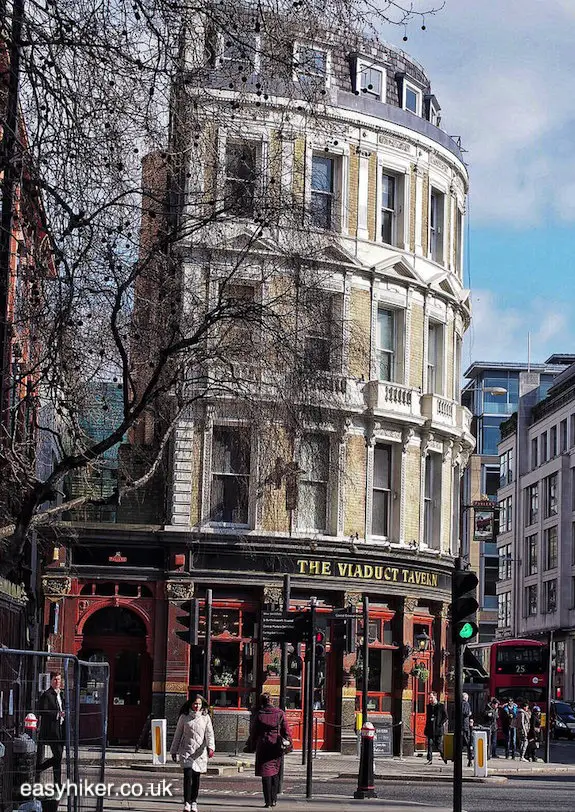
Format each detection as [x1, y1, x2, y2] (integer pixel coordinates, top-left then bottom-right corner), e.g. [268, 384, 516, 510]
[97, 764, 575, 812]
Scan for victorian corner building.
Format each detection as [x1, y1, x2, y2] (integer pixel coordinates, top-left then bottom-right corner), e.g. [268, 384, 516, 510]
[41, 12, 473, 754]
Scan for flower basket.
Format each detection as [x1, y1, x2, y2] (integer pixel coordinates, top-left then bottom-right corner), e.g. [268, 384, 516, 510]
[410, 664, 430, 681]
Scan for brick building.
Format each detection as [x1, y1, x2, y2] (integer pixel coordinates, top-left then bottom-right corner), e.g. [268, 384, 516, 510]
[43, 8, 473, 754]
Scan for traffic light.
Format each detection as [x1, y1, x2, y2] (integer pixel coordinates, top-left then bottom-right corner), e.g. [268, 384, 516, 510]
[175, 598, 200, 646]
[314, 628, 326, 658]
[290, 610, 312, 643]
[331, 613, 357, 654]
[450, 568, 479, 644]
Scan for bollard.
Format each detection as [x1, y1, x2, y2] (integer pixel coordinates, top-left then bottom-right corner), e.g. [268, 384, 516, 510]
[353, 721, 377, 799]
[151, 719, 167, 765]
[473, 729, 488, 778]
[24, 713, 38, 738]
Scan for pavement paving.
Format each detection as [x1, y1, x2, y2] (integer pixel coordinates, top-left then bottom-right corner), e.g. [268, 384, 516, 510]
[80, 745, 575, 782]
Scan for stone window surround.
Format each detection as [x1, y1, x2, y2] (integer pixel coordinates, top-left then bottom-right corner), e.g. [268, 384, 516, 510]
[354, 56, 387, 102]
[293, 41, 332, 88]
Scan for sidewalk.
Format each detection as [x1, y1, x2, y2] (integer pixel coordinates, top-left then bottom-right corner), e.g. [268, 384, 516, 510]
[81, 745, 575, 781]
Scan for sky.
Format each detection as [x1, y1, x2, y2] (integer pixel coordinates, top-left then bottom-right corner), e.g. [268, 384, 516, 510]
[385, 0, 575, 370]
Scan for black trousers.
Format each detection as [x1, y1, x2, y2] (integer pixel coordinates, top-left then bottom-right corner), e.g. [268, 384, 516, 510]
[426, 734, 444, 762]
[462, 729, 473, 763]
[37, 741, 64, 784]
[183, 768, 201, 804]
[262, 774, 279, 806]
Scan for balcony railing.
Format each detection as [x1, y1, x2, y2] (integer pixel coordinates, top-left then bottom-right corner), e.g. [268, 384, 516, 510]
[363, 381, 422, 419]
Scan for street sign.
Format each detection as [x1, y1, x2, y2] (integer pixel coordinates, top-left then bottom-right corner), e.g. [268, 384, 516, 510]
[261, 611, 297, 641]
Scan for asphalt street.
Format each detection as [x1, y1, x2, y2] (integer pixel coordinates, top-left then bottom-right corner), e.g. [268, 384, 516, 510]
[97, 759, 575, 812]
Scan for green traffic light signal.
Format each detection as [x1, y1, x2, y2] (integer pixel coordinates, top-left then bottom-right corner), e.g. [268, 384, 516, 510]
[458, 622, 475, 640]
[451, 568, 479, 645]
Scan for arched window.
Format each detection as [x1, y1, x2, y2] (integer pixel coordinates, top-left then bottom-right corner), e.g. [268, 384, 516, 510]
[83, 607, 146, 637]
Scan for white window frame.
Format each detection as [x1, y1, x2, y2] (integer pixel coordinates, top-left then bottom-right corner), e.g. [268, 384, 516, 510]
[371, 443, 392, 539]
[426, 319, 445, 395]
[209, 425, 252, 528]
[223, 139, 260, 217]
[293, 42, 331, 88]
[216, 32, 261, 73]
[295, 433, 330, 534]
[310, 151, 343, 231]
[429, 187, 446, 265]
[376, 157, 408, 249]
[402, 79, 422, 116]
[423, 451, 441, 549]
[355, 58, 386, 101]
[375, 307, 396, 382]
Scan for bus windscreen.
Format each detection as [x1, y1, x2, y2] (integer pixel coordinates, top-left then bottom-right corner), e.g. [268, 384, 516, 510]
[495, 646, 546, 675]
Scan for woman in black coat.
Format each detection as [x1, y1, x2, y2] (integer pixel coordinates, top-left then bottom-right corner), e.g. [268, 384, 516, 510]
[247, 693, 292, 808]
[424, 691, 448, 765]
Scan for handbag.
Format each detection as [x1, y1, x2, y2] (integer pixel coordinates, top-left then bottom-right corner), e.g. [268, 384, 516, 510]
[277, 719, 292, 754]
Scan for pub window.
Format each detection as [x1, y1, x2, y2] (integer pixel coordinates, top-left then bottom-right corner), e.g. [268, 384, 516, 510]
[354, 613, 396, 713]
[190, 604, 257, 709]
[372, 443, 392, 537]
[297, 434, 329, 533]
[210, 427, 251, 524]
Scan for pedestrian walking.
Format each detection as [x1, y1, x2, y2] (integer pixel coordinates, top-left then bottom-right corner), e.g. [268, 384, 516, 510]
[170, 694, 215, 812]
[483, 697, 500, 759]
[500, 697, 517, 759]
[461, 691, 474, 767]
[526, 705, 542, 762]
[35, 671, 66, 786]
[247, 693, 293, 808]
[424, 691, 448, 765]
[513, 700, 531, 761]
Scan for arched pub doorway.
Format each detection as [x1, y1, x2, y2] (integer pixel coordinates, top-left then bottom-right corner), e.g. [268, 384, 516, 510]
[79, 606, 152, 744]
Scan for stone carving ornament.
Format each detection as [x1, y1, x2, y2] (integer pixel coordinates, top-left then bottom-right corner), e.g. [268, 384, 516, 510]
[165, 580, 194, 603]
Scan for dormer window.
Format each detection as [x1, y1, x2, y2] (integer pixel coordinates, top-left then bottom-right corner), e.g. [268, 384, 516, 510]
[294, 43, 329, 87]
[424, 94, 441, 126]
[404, 81, 421, 115]
[354, 58, 386, 101]
[210, 32, 260, 73]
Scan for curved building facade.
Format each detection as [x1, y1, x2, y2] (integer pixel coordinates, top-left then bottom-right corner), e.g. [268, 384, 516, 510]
[44, 9, 473, 755]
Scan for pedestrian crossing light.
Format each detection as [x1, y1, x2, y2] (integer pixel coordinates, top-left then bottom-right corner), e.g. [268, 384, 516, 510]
[451, 569, 479, 645]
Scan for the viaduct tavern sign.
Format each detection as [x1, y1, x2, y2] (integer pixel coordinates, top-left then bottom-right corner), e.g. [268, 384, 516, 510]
[296, 559, 440, 588]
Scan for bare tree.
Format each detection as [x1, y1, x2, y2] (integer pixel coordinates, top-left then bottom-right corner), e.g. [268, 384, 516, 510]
[0, 0, 443, 577]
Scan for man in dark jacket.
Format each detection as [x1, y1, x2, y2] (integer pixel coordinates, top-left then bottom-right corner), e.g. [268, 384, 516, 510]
[483, 697, 500, 759]
[424, 691, 448, 765]
[461, 691, 474, 767]
[36, 672, 65, 785]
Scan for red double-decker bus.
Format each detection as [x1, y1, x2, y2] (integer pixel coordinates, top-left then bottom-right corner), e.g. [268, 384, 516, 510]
[468, 638, 549, 713]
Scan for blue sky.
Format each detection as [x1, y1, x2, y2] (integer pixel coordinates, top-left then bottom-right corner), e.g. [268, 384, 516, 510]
[385, 0, 575, 368]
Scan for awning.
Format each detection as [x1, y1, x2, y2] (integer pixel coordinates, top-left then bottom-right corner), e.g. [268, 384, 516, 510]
[463, 647, 488, 679]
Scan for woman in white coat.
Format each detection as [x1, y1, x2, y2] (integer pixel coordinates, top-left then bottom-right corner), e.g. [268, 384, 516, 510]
[170, 695, 215, 812]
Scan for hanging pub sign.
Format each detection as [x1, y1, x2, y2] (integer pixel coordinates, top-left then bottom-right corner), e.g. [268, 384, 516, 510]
[473, 499, 496, 541]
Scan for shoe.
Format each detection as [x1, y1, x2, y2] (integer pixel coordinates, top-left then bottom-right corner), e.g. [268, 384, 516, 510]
[505, 754, 509, 759]
[183, 804, 191, 812]
[520, 757, 528, 762]
[425, 759, 432, 765]
[191, 804, 198, 812]
[492, 754, 500, 758]
[443, 756, 448, 764]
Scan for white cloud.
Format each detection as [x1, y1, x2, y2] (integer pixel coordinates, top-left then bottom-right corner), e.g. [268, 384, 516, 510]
[387, 0, 575, 225]
[463, 290, 574, 365]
